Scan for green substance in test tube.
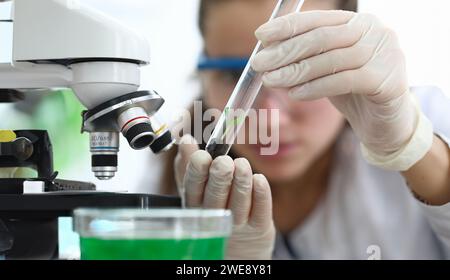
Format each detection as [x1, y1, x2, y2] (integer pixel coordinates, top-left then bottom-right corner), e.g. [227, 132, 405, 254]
[80, 237, 228, 260]
[222, 107, 246, 140]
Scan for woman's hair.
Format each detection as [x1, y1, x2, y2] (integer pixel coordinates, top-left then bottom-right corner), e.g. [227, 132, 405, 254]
[159, 0, 358, 195]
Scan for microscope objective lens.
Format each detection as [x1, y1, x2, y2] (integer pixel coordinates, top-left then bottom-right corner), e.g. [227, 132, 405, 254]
[118, 107, 155, 150]
[90, 132, 119, 180]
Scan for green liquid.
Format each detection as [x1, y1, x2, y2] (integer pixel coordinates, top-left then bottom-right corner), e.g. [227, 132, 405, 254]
[80, 237, 227, 260]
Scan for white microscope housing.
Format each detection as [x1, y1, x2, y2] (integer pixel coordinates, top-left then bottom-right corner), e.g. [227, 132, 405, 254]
[0, 0, 174, 180]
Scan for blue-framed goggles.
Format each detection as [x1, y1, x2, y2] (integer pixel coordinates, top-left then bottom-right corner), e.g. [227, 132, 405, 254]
[197, 54, 249, 71]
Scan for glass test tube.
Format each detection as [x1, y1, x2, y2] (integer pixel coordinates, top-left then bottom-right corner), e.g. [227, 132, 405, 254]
[205, 0, 305, 159]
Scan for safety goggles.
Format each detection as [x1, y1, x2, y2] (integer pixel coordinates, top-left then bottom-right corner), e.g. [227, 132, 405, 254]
[197, 54, 249, 86]
[197, 54, 306, 116]
[197, 54, 249, 71]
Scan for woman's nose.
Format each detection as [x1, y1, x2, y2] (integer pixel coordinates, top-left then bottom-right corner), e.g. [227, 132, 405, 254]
[254, 87, 292, 126]
[255, 87, 288, 109]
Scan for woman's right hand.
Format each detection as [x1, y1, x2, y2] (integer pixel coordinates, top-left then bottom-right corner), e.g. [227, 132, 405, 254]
[174, 135, 276, 260]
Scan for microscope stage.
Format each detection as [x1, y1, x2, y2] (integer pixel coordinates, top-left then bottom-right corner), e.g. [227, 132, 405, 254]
[0, 192, 181, 219]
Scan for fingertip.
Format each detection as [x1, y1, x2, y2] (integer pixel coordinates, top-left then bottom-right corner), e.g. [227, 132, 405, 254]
[234, 157, 251, 171]
[189, 150, 212, 173]
[191, 149, 212, 162]
[339, 10, 356, 18]
[211, 156, 235, 178]
[255, 21, 275, 41]
[253, 174, 270, 193]
[253, 174, 271, 203]
[261, 72, 269, 84]
[178, 134, 199, 156]
[250, 174, 272, 228]
[179, 134, 198, 147]
[233, 158, 253, 185]
[250, 55, 264, 73]
[261, 71, 280, 88]
[214, 155, 235, 167]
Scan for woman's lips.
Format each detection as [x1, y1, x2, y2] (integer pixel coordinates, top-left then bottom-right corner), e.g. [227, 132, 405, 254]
[252, 142, 299, 158]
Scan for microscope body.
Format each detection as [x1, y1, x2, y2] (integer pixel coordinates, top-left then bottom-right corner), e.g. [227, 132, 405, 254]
[0, 0, 174, 180]
[0, 0, 180, 259]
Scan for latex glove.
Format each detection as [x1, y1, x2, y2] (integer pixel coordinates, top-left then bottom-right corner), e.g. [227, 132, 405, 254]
[175, 135, 275, 260]
[252, 11, 433, 171]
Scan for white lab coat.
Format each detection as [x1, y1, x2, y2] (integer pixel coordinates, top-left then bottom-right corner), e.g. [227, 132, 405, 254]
[273, 86, 450, 260]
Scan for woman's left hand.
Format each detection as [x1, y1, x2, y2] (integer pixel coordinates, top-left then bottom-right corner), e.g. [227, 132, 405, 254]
[252, 11, 426, 169]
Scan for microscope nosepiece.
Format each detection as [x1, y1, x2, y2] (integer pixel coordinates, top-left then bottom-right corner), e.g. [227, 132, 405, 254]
[82, 91, 171, 180]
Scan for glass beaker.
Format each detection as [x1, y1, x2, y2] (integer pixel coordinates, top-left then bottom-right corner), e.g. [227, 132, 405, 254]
[73, 208, 232, 260]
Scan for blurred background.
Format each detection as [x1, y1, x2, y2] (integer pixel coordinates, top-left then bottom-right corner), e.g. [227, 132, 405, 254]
[0, 0, 449, 194]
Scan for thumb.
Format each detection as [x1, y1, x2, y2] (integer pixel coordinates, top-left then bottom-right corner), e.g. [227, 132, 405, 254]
[174, 134, 199, 188]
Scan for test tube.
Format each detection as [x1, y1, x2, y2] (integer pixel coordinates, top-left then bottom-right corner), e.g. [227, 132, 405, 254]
[205, 0, 305, 158]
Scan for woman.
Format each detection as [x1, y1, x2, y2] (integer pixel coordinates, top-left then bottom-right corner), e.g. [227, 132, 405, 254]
[165, 0, 450, 259]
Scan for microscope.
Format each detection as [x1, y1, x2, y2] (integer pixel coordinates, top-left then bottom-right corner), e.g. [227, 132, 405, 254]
[0, 0, 180, 259]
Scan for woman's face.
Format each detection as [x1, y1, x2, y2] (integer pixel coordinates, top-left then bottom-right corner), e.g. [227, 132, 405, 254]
[201, 0, 345, 183]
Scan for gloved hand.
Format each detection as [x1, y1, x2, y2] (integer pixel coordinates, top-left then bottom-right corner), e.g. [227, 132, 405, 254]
[175, 135, 275, 260]
[252, 11, 434, 171]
